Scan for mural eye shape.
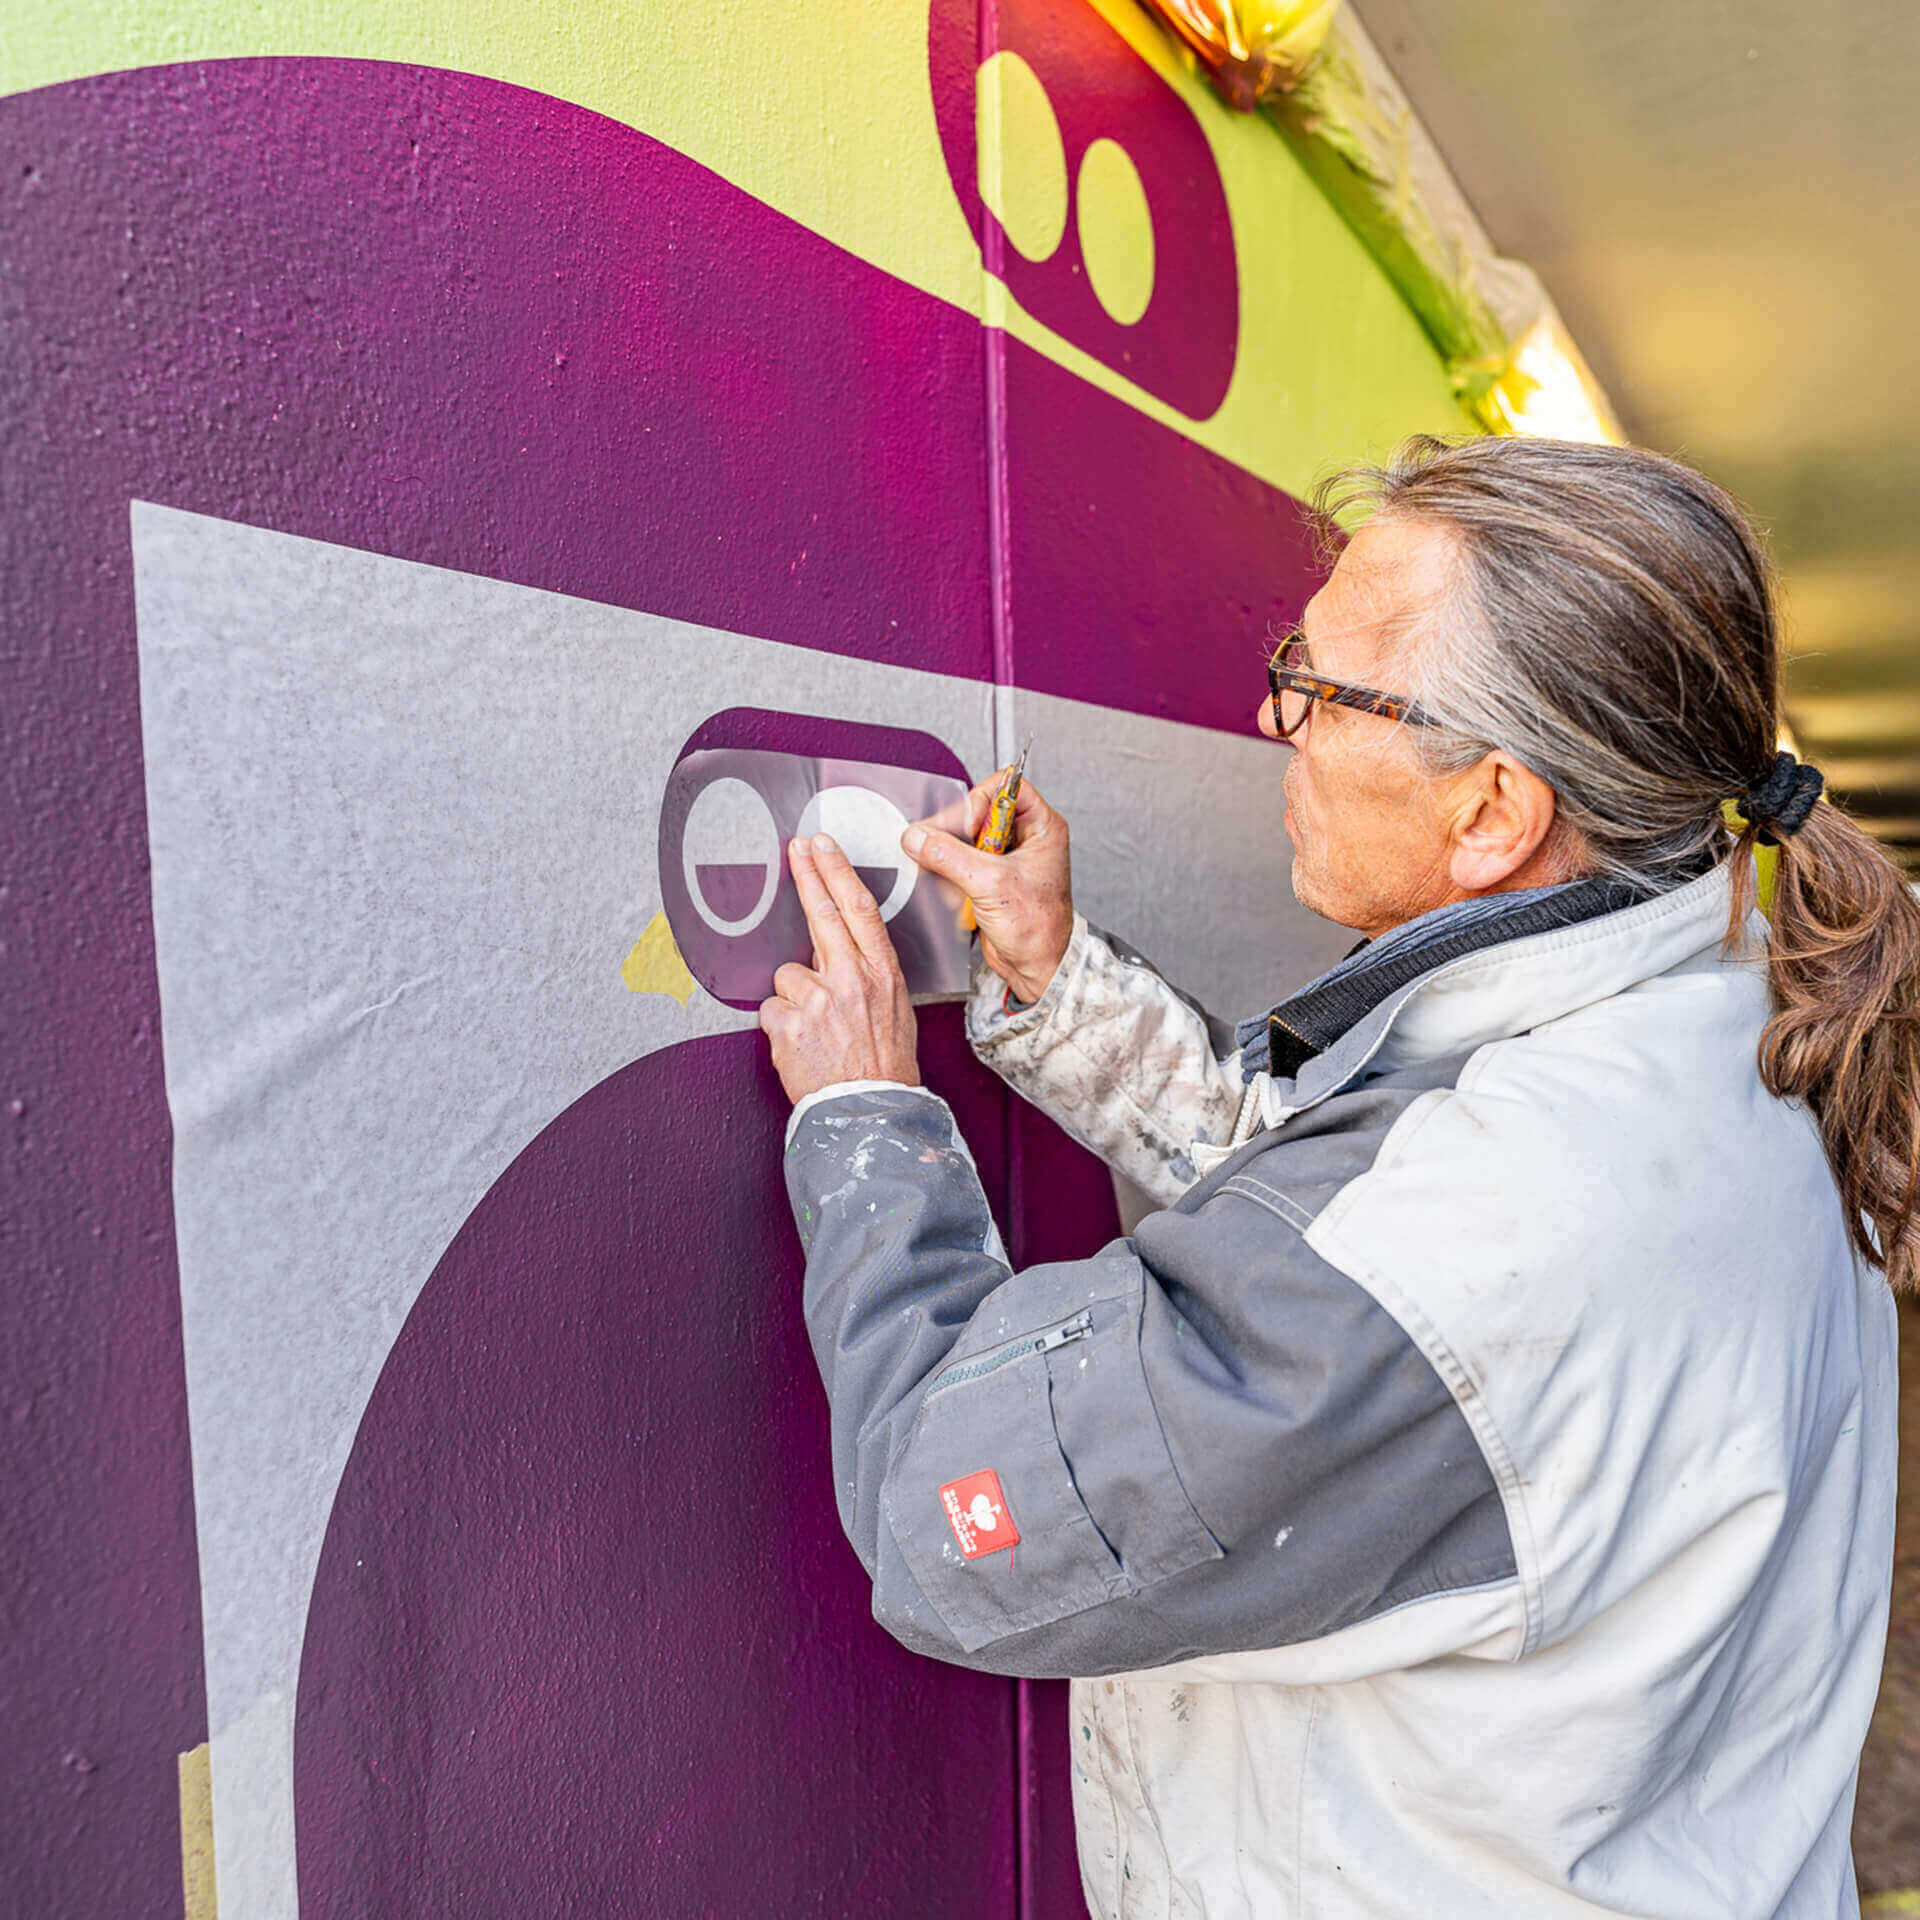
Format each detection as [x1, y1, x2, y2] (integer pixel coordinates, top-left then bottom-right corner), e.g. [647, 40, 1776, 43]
[975, 50, 1067, 263]
[658, 738, 973, 1007]
[795, 785, 917, 922]
[1078, 138, 1154, 326]
[680, 776, 781, 936]
[929, 0, 1239, 419]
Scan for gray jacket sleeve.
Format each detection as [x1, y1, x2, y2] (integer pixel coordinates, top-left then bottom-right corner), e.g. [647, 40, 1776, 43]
[966, 914, 1252, 1207]
[785, 1079, 1516, 1679]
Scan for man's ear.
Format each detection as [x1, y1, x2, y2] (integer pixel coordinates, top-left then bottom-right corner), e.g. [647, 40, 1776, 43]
[1445, 752, 1560, 894]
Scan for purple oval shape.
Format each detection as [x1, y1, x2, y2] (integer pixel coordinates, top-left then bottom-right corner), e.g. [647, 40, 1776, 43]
[294, 1018, 1026, 1916]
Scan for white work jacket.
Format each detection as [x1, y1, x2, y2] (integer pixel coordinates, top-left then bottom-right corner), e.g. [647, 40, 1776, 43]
[783, 863, 1897, 1917]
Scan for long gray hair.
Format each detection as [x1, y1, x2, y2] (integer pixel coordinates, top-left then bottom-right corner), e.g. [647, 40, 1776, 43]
[1312, 433, 1920, 1291]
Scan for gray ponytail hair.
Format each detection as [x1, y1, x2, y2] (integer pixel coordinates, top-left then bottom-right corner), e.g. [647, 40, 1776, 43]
[1311, 433, 1920, 1291]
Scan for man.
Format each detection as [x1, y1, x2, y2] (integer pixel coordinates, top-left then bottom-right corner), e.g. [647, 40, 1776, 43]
[758, 436, 1913, 1917]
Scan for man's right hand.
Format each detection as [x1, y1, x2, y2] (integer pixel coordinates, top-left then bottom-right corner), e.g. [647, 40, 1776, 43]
[901, 772, 1075, 1006]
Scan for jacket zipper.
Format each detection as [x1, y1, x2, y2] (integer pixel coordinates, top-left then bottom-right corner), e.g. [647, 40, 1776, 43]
[925, 1310, 1095, 1397]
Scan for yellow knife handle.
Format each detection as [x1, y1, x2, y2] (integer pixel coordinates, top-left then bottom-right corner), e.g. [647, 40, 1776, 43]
[976, 786, 1019, 855]
[958, 781, 1021, 931]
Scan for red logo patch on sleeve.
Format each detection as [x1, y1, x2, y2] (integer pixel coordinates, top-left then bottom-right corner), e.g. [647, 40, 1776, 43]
[940, 1469, 1020, 1559]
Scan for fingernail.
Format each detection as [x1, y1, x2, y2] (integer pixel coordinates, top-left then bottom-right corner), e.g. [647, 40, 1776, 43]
[812, 833, 837, 855]
[790, 837, 809, 858]
[902, 826, 926, 855]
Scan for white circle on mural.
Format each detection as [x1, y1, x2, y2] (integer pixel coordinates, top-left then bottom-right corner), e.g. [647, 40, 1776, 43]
[796, 786, 917, 922]
[681, 776, 782, 936]
[1078, 138, 1155, 326]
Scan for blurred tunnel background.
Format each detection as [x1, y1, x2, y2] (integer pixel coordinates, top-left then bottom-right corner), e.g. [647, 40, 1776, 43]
[1361, 0, 1920, 868]
[1352, 0, 1919, 1898]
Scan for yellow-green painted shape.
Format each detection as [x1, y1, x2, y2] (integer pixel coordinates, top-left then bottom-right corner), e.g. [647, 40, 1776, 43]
[976, 51, 1068, 265]
[4, 0, 1464, 496]
[622, 912, 697, 1007]
[178, 1742, 217, 1920]
[1077, 136, 1154, 326]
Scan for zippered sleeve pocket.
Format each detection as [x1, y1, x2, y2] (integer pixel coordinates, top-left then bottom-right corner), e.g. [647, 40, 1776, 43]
[880, 1291, 1221, 1656]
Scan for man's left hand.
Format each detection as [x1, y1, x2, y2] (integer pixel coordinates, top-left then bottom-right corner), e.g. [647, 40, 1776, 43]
[759, 834, 921, 1105]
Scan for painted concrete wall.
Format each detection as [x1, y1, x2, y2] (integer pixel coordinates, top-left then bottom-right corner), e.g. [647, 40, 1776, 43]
[1, 3, 1463, 1913]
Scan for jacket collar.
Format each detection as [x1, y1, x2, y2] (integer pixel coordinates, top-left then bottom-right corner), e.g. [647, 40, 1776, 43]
[1243, 875, 1642, 1082]
[1267, 861, 1754, 1123]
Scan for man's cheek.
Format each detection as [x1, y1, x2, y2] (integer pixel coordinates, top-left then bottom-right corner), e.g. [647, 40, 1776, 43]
[1283, 756, 1313, 842]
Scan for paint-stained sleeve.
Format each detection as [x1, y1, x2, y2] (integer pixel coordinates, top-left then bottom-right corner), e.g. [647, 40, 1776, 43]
[784, 1084, 1518, 1680]
[965, 914, 1251, 1206]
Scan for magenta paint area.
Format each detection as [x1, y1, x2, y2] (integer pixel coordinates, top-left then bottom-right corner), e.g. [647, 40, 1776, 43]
[930, 0, 1239, 420]
[3, 46, 1308, 1912]
[661, 743, 971, 1006]
[294, 1018, 1029, 1917]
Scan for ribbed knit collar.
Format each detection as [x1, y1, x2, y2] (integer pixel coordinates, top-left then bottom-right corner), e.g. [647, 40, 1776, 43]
[1235, 877, 1653, 1083]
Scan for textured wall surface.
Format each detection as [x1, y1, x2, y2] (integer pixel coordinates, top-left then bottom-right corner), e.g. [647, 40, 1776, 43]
[0, 4, 1460, 1914]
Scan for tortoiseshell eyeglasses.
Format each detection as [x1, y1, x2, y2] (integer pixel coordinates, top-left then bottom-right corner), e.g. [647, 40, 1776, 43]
[1266, 635, 1443, 741]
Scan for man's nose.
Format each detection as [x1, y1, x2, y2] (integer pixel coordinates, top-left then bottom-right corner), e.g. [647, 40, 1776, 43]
[1255, 696, 1280, 741]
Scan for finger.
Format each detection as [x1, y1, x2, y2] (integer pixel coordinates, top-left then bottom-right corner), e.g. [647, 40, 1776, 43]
[1003, 774, 1060, 842]
[806, 833, 897, 969]
[915, 788, 979, 845]
[758, 996, 799, 1045]
[956, 771, 1016, 841]
[786, 837, 857, 967]
[899, 821, 1009, 899]
[964, 785, 991, 839]
[918, 767, 1023, 849]
[924, 773, 1059, 851]
[772, 961, 825, 1007]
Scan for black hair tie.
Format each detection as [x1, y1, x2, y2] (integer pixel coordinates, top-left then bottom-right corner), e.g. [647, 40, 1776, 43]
[1742, 749, 1824, 845]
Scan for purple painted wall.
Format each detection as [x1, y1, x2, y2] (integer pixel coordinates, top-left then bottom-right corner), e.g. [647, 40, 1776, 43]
[930, 0, 1240, 422]
[2, 39, 1322, 1917]
[295, 1021, 1034, 1916]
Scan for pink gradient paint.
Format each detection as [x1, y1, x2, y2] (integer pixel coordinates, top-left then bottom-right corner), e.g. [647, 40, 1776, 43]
[1, 46, 1323, 1916]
